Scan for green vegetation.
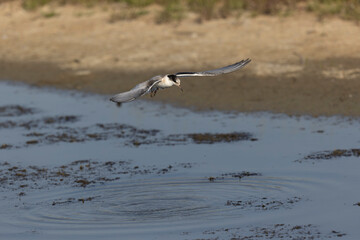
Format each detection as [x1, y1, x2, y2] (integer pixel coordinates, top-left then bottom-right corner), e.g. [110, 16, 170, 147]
[15, 0, 360, 22]
[119, 0, 154, 7]
[42, 10, 59, 17]
[307, 0, 360, 21]
[219, 0, 246, 18]
[188, 0, 218, 20]
[156, 0, 185, 23]
[22, 0, 51, 10]
[109, 9, 148, 22]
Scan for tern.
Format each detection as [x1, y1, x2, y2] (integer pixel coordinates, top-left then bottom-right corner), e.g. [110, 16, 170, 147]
[110, 58, 251, 103]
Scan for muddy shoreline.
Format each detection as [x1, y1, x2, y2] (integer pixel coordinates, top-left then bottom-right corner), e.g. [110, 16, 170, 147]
[1, 58, 360, 117]
[1, 1, 360, 117]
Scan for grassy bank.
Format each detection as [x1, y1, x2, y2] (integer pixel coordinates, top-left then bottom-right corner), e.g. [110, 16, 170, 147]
[7, 0, 360, 23]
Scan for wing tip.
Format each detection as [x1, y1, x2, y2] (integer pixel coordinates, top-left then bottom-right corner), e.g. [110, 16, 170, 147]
[240, 58, 251, 65]
[109, 99, 118, 103]
[110, 94, 133, 103]
[234, 58, 252, 69]
[110, 94, 121, 103]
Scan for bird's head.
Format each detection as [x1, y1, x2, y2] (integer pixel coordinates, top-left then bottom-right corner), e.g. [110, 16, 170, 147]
[167, 74, 183, 92]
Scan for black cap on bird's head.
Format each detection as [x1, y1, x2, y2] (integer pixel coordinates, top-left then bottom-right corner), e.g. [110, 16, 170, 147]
[167, 74, 177, 82]
[167, 74, 183, 92]
[167, 74, 180, 84]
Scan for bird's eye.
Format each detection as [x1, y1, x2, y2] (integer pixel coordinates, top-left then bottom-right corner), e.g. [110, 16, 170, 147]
[168, 75, 177, 82]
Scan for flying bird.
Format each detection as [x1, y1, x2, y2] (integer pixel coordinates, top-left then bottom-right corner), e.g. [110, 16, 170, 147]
[110, 58, 251, 103]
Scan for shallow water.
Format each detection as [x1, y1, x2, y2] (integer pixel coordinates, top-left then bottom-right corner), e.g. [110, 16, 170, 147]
[0, 81, 359, 239]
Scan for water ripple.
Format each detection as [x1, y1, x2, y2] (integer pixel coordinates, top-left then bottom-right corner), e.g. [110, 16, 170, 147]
[13, 175, 312, 234]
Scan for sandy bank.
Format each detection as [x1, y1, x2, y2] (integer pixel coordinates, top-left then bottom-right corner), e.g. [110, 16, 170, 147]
[1, 1, 360, 116]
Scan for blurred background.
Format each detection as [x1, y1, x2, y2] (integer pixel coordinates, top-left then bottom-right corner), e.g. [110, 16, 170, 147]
[0, 0, 360, 116]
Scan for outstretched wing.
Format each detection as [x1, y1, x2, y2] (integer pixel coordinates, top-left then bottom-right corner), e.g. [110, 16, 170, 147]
[175, 59, 251, 77]
[110, 77, 161, 103]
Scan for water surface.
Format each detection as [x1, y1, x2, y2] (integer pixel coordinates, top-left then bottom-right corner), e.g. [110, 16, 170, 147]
[0, 81, 358, 239]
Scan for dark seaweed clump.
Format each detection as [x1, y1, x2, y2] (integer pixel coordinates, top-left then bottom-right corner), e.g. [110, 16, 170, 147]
[187, 132, 254, 144]
[43, 115, 79, 124]
[0, 144, 12, 149]
[0, 160, 194, 191]
[226, 196, 301, 210]
[299, 148, 360, 161]
[0, 115, 80, 130]
[221, 172, 260, 178]
[0, 105, 35, 117]
[0, 113, 256, 148]
[52, 196, 99, 206]
[208, 171, 261, 182]
[198, 224, 346, 239]
[0, 109, 257, 148]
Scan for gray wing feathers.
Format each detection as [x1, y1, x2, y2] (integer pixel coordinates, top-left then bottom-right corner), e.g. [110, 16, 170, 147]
[110, 87, 147, 103]
[175, 58, 251, 77]
[110, 77, 161, 103]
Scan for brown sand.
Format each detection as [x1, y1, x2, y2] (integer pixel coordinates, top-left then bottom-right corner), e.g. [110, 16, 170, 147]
[1, 1, 360, 116]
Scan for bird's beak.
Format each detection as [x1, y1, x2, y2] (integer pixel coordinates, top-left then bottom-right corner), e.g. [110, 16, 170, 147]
[177, 85, 183, 92]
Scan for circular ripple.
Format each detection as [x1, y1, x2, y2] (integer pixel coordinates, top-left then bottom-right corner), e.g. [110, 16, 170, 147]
[13, 175, 311, 233]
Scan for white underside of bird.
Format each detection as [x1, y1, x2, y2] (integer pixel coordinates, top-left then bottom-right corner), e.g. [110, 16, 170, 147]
[110, 58, 251, 103]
